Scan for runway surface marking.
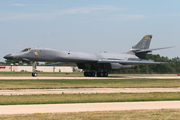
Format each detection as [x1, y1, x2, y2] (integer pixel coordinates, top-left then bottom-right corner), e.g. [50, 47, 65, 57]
[0, 76, 180, 79]
[0, 101, 180, 115]
[1, 88, 180, 95]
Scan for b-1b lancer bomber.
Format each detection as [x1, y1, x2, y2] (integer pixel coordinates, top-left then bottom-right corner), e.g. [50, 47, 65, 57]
[4, 35, 172, 77]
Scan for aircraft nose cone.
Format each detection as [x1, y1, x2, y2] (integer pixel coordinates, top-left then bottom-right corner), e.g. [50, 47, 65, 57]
[4, 54, 13, 60]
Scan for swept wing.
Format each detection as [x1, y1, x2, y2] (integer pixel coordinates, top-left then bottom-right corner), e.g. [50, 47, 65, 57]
[98, 60, 165, 65]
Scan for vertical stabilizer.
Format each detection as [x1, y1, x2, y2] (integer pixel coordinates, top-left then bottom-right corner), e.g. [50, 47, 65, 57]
[132, 35, 152, 50]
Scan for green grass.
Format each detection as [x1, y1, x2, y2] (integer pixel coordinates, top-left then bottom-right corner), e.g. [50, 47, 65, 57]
[1, 79, 180, 90]
[0, 92, 180, 105]
[1, 109, 180, 120]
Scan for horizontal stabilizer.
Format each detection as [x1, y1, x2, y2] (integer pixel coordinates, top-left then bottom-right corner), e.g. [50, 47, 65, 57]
[135, 46, 175, 53]
[98, 60, 165, 65]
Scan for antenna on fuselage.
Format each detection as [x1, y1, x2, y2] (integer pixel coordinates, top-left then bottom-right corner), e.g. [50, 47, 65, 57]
[68, 50, 70, 55]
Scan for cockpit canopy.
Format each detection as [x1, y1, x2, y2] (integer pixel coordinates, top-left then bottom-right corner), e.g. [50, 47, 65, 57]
[21, 48, 33, 52]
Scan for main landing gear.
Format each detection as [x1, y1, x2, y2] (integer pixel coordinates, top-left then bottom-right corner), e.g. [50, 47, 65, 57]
[97, 72, 108, 77]
[84, 71, 108, 77]
[32, 61, 37, 77]
[84, 72, 95, 77]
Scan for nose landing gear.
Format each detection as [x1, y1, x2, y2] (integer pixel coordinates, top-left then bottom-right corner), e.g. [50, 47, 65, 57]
[32, 61, 38, 77]
[32, 72, 37, 77]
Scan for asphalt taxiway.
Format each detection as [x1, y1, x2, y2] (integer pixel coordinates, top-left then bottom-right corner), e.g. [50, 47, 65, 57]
[0, 76, 180, 79]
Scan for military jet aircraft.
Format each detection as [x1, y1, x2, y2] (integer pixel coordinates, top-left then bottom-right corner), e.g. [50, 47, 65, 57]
[4, 35, 173, 77]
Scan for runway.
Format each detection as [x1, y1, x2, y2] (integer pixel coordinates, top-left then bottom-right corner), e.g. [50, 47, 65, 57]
[0, 101, 180, 115]
[1, 76, 180, 115]
[0, 76, 180, 79]
[1, 88, 180, 95]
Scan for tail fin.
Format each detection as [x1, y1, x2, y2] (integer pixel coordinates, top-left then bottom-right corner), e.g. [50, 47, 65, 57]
[132, 35, 152, 50]
[129, 35, 174, 59]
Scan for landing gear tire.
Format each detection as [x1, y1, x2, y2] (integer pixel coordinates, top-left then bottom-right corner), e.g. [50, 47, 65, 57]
[84, 72, 95, 77]
[103, 72, 108, 77]
[97, 72, 108, 77]
[84, 72, 88, 77]
[32, 72, 37, 77]
[91, 72, 95, 77]
[97, 72, 103, 77]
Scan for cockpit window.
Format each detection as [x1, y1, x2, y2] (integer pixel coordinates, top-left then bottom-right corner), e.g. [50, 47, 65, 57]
[29, 48, 33, 52]
[21, 48, 32, 52]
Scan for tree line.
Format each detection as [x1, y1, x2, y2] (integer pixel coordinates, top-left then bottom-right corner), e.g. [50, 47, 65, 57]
[114, 54, 180, 74]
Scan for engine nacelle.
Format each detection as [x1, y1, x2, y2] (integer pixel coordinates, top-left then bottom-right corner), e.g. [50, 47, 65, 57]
[19, 60, 30, 64]
[110, 63, 137, 70]
[77, 63, 137, 71]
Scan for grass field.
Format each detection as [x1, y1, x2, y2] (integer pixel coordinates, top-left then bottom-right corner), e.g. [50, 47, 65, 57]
[1, 79, 180, 90]
[0, 92, 180, 105]
[0, 109, 180, 120]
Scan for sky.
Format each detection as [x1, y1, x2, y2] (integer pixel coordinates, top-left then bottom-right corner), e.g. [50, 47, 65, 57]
[0, 0, 180, 62]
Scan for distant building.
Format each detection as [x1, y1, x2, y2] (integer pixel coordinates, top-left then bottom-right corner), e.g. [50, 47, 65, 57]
[0, 66, 78, 72]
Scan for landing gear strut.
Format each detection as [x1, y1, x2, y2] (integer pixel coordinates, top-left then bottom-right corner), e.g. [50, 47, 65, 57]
[32, 61, 37, 77]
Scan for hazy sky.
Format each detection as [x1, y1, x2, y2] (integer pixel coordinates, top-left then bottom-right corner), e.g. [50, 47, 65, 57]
[0, 0, 179, 61]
